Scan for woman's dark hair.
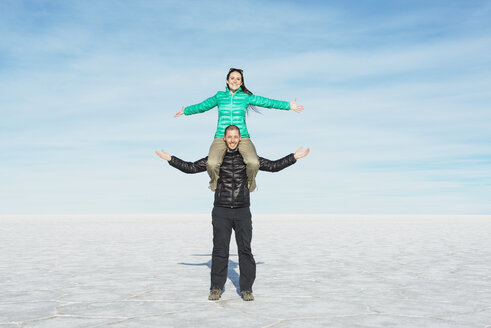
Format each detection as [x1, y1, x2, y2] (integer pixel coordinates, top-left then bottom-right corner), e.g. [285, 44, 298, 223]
[227, 68, 260, 114]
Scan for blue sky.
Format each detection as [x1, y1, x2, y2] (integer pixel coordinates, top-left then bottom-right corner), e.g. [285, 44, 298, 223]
[1, 0, 490, 214]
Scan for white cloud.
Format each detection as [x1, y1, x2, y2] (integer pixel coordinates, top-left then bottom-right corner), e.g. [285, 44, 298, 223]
[1, 1, 491, 214]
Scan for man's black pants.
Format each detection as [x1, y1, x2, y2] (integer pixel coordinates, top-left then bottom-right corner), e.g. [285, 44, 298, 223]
[211, 206, 256, 292]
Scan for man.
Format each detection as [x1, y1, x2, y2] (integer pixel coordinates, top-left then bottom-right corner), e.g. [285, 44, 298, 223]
[155, 125, 310, 301]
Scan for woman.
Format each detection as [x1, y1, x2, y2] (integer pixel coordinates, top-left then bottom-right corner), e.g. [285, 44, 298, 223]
[174, 68, 304, 191]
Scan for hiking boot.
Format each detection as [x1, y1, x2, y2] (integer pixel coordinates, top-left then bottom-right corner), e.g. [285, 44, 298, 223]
[241, 290, 254, 301]
[208, 287, 221, 301]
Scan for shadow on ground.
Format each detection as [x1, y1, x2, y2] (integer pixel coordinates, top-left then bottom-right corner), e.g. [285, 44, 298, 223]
[179, 254, 264, 295]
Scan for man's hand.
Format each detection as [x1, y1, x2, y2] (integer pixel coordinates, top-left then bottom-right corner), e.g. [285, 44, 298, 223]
[290, 98, 304, 113]
[174, 106, 184, 118]
[294, 147, 310, 160]
[155, 149, 171, 161]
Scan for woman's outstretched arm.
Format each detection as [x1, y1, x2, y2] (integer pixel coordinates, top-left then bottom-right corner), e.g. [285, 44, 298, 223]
[248, 95, 304, 113]
[174, 94, 219, 118]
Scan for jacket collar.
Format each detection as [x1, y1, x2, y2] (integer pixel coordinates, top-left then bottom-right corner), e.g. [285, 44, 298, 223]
[226, 86, 242, 94]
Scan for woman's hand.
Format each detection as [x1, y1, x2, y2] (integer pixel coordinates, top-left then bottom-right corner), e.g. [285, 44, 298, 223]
[174, 106, 184, 118]
[290, 99, 304, 113]
[294, 147, 310, 160]
[155, 149, 171, 161]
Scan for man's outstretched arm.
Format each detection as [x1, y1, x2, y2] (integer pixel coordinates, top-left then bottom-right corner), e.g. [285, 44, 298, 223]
[155, 149, 207, 174]
[259, 147, 310, 172]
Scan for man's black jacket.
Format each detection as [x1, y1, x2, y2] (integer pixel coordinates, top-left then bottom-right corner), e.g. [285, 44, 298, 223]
[169, 150, 297, 208]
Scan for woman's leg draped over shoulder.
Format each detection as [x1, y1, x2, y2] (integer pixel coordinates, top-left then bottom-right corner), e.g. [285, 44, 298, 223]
[238, 137, 260, 192]
[207, 138, 227, 191]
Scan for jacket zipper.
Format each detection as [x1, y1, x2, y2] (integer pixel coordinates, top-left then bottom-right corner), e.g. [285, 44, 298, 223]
[231, 154, 236, 208]
[230, 91, 235, 124]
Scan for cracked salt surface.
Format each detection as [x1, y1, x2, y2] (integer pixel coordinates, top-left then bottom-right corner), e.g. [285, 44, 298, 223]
[1, 214, 491, 327]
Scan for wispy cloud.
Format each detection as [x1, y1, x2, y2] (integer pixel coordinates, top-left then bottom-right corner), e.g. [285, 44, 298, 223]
[1, 0, 490, 214]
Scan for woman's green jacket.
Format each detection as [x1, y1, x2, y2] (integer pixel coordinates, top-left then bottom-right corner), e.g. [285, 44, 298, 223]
[183, 87, 290, 138]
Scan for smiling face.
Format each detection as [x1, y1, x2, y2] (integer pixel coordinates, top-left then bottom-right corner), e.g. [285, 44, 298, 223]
[224, 127, 241, 151]
[226, 71, 243, 93]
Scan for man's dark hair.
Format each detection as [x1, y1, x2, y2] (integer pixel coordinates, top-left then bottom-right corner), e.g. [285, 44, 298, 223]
[224, 125, 241, 136]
